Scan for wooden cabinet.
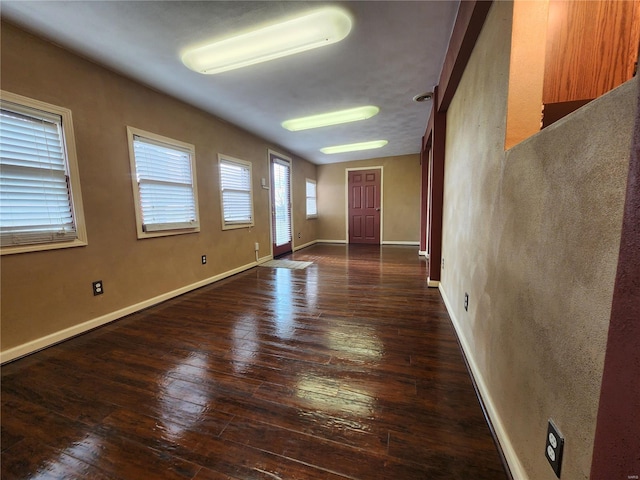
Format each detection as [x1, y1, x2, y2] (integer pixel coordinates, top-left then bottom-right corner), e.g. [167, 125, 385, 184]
[542, 0, 640, 125]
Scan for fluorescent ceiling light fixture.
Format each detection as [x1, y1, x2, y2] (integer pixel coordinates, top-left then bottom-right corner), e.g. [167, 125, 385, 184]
[282, 106, 380, 131]
[182, 7, 352, 74]
[320, 140, 388, 155]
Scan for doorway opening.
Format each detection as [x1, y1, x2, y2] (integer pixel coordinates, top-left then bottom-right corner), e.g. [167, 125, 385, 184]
[270, 152, 292, 257]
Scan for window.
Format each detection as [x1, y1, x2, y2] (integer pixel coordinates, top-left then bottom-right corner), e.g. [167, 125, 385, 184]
[127, 127, 199, 238]
[219, 154, 254, 229]
[0, 91, 87, 255]
[306, 178, 317, 218]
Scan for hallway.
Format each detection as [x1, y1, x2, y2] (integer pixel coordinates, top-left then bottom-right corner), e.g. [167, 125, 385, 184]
[1, 244, 508, 479]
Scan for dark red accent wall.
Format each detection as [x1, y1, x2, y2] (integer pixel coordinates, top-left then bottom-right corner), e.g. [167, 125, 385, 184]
[437, 1, 493, 112]
[420, 138, 430, 253]
[427, 87, 446, 283]
[590, 79, 640, 478]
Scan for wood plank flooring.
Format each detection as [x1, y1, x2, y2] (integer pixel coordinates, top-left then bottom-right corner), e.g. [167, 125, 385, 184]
[1, 244, 508, 479]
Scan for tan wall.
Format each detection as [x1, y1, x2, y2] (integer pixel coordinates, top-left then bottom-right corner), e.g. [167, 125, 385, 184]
[291, 157, 318, 248]
[317, 154, 421, 243]
[441, 2, 636, 479]
[0, 23, 317, 357]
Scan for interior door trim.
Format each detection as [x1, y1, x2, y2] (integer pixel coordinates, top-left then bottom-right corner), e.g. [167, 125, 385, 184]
[344, 166, 383, 244]
[268, 149, 293, 257]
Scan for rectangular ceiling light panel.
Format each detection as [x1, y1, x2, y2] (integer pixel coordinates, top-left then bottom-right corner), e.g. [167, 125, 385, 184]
[282, 106, 380, 131]
[320, 140, 388, 155]
[182, 7, 352, 74]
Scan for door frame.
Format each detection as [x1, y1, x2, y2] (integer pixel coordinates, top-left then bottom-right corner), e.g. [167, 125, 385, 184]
[344, 166, 383, 244]
[268, 149, 293, 258]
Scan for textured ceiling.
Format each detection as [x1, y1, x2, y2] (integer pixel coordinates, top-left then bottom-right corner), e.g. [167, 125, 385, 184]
[1, 1, 459, 165]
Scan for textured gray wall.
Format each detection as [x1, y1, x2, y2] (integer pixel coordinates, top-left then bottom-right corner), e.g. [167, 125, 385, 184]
[440, 2, 637, 478]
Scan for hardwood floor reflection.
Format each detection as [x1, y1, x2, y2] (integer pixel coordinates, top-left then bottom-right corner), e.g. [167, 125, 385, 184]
[1, 244, 508, 479]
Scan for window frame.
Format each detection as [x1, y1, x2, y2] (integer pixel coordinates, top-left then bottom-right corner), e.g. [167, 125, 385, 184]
[305, 178, 318, 219]
[0, 90, 88, 255]
[127, 126, 200, 239]
[218, 154, 254, 230]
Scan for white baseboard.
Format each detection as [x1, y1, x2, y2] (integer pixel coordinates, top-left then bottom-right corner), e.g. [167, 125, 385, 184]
[293, 240, 318, 251]
[317, 239, 420, 246]
[0, 259, 261, 364]
[317, 239, 348, 244]
[438, 285, 528, 480]
[381, 241, 420, 246]
[257, 254, 273, 264]
[418, 250, 429, 257]
[427, 277, 440, 287]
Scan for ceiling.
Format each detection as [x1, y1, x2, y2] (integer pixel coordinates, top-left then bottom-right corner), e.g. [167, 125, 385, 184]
[1, 1, 459, 165]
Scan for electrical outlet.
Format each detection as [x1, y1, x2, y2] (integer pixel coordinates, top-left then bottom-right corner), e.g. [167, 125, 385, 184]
[92, 280, 103, 296]
[201, 255, 207, 265]
[298, 232, 301, 239]
[545, 419, 564, 478]
[254, 242, 259, 251]
[464, 292, 469, 311]
[441, 258, 444, 269]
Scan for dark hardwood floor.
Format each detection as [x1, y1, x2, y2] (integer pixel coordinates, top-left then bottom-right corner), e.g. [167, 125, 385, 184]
[1, 244, 508, 479]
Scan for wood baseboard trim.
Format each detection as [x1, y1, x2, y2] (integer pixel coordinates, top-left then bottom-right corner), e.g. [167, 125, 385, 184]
[381, 241, 420, 246]
[317, 239, 348, 244]
[438, 284, 528, 480]
[293, 240, 318, 251]
[256, 255, 273, 264]
[0, 260, 261, 364]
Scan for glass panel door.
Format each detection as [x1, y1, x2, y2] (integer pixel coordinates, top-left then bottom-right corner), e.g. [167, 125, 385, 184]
[270, 154, 292, 257]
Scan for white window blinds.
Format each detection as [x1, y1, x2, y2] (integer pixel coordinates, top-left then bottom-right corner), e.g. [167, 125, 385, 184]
[306, 179, 317, 217]
[273, 160, 291, 246]
[130, 132, 199, 233]
[219, 156, 253, 227]
[0, 102, 78, 247]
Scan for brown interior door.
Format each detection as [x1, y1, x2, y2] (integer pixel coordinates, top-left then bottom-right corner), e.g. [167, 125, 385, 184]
[348, 169, 381, 244]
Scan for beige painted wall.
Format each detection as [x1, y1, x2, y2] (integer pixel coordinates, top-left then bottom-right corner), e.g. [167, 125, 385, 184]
[291, 156, 318, 248]
[441, 2, 635, 479]
[0, 23, 317, 356]
[317, 154, 421, 243]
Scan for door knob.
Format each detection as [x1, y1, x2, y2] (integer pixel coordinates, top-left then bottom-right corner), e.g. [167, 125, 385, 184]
[375, 208, 380, 211]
